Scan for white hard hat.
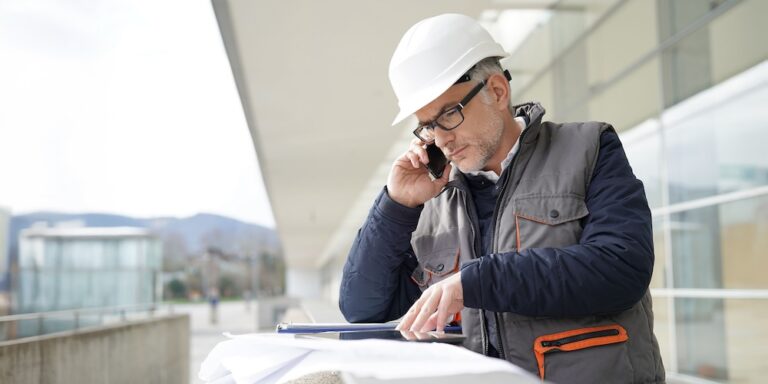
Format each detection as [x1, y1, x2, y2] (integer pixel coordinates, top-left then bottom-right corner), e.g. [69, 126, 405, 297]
[388, 13, 508, 126]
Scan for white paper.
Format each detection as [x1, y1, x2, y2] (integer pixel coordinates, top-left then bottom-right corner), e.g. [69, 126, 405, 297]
[199, 333, 540, 384]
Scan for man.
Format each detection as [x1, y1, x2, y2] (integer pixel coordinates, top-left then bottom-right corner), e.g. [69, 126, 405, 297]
[339, 13, 665, 383]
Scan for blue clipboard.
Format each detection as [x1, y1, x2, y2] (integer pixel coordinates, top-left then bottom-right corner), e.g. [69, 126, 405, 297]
[276, 322, 462, 334]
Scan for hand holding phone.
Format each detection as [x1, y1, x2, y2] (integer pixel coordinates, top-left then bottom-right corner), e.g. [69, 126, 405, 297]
[387, 139, 451, 208]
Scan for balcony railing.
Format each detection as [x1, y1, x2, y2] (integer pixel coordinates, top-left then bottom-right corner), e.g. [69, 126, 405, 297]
[0, 303, 162, 342]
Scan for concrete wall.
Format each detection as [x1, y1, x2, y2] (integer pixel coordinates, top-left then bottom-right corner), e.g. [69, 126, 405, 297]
[0, 314, 189, 384]
[286, 267, 322, 299]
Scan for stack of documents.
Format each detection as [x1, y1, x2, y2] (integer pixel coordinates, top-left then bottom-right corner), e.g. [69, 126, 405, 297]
[199, 333, 540, 384]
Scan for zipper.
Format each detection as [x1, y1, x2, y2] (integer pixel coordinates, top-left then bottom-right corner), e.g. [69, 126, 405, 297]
[494, 312, 507, 359]
[533, 324, 628, 380]
[540, 328, 619, 348]
[454, 184, 488, 356]
[490, 121, 534, 252]
[486, 120, 535, 360]
[479, 308, 489, 356]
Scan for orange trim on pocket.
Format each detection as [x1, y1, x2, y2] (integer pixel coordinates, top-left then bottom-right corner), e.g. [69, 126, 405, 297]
[410, 269, 431, 287]
[451, 249, 461, 273]
[423, 248, 461, 277]
[516, 213, 551, 225]
[533, 324, 628, 380]
[515, 215, 522, 250]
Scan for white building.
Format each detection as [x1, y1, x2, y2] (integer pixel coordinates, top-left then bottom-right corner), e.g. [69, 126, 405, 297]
[15, 226, 162, 313]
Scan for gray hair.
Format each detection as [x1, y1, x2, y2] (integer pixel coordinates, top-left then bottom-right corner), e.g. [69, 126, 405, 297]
[467, 57, 515, 113]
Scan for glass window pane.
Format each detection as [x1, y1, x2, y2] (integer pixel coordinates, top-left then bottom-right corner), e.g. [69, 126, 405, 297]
[516, 72, 555, 118]
[552, 39, 589, 122]
[675, 298, 768, 382]
[665, 77, 768, 204]
[504, 17, 553, 100]
[675, 297, 728, 380]
[661, 27, 712, 108]
[496, 0, 621, 101]
[657, 0, 715, 41]
[587, 0, 657, 88]
[710, 0, 768, 84]
[722, 299, 768, 383]
[720, 196, 768, 289]
[671, 205, 722, 289]
[588, 57, 661, 132]
[671, 195, 768, 289]
[650, 217, 667, 289]
[621, 119, 663, 208]
[552, 0, 620, 57]
[650, 296, 672, 371]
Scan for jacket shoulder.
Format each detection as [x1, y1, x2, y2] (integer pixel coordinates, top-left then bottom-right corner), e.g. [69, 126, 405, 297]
[540, 120, 613, 142]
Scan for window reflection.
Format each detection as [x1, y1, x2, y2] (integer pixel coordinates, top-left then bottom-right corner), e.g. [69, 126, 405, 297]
[675, 298, 768, 381]
[649, 218, 666, 289]
[665, 74, 768, 204]
[621, 119, 663, 209]
[671, 205, 723, 290]
[670, 195, 768, 290]
[719, 197, 768, 289]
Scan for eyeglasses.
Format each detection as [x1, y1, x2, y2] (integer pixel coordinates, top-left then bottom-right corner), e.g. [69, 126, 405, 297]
[412, 80, 486, 144]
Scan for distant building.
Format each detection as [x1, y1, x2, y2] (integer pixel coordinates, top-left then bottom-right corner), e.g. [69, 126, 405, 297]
[0, 207, 10, 315]
[15, 226, 162, 314]
[0, 207, 9, 284]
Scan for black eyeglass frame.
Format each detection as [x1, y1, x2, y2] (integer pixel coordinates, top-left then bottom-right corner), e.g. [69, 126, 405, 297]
[412, 80, 486, 144]
[412, 69, 511, 144]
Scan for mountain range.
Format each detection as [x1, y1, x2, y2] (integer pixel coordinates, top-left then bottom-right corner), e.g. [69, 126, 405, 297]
[5, 211, 281, 280]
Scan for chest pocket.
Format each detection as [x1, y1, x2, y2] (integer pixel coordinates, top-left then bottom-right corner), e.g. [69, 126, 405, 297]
[410, 232, 461, 290]
[511, 194, 589, 250]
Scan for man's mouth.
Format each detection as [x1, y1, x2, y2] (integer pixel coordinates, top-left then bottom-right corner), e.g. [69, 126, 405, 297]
[446, 145, 467, 159]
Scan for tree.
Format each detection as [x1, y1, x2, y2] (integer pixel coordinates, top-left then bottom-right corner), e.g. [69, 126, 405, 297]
[167, 278, 187, 299]
[218, 274, 240, 298]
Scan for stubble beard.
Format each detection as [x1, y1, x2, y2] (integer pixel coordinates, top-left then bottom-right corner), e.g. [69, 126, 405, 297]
[454, 109, 505, 173]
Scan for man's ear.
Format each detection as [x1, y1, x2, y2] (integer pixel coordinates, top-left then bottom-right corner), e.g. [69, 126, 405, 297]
[488, 72, 510, 112]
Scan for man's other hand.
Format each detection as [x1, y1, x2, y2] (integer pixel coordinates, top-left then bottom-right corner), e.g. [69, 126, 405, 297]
[396, 272, 464, 333]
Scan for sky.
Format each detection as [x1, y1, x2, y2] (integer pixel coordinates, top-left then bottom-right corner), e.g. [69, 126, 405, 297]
[0, 0, 275, 227]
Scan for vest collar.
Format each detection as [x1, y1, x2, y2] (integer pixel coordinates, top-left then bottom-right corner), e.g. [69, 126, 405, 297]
[512, 101, 546, 145]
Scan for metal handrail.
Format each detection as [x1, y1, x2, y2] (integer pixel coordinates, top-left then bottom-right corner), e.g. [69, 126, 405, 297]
[0, 303, 156, 323]
[0, 303, 159, 341]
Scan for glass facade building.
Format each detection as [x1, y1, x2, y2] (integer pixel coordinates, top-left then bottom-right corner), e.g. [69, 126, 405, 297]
[15, 227, 162, 314]
[0, 207, 9, 315]
[485, 0, 767, 382]
[0, 207, 9, 289]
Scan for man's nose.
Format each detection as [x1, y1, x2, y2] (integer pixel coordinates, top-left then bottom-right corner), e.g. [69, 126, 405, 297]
[434, 127, 455, 149]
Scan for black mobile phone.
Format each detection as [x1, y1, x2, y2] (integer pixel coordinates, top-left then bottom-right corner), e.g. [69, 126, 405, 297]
[425, 143, 448, 179]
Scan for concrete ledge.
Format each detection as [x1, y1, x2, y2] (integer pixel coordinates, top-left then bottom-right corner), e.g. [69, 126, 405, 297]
[0, 314, 189, 384]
